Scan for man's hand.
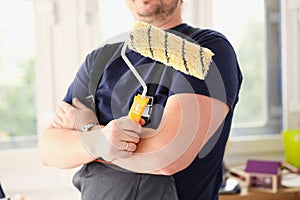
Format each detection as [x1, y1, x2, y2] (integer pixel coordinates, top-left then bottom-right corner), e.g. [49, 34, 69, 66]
[79, 117, 142, 161]
[51, 98, 98, 130]
[102, 117, 141, 152]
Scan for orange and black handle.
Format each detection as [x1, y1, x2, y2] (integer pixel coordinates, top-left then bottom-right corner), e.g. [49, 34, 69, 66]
[128, 94, 149, 123]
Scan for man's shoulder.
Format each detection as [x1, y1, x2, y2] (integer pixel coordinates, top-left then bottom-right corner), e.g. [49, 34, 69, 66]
[192, 28, 230, 46]
[190, 27, 237, 62]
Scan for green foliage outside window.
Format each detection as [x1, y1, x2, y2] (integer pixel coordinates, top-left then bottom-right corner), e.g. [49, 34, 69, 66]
[0, 58, 36, 139]
[233, 19, 264, 124]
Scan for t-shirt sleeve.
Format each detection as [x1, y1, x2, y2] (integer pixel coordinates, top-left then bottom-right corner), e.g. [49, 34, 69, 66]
[170, 32, 242, 110]
[63, 49, 100, 104]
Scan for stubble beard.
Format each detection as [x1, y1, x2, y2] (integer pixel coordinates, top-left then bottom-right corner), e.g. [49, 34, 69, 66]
[136, 0, 179, 23]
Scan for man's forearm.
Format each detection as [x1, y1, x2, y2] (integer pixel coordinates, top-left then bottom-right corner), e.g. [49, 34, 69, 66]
[38, 127, 95, 169]
[112, 94, 229, 175]
[111, 126, 198, 175]
[39, 119, 141, 169]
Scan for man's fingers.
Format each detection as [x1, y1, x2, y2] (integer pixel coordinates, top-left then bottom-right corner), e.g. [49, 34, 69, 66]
[139, 118, 146, 126]
[51, 119, 62, 128]
[58, 101, 73, 112]
[56, 106, 65, 117]
[120, 130, 140, 143]
[116, 117, 142, 134]
[120, 141, 137, 152]
[54, 112, 63, 122]
[108, 140, 138, 152]
[116, 151, 133, 159]
[106, 134, 139, 150]
[72, 98, 87, 109]
[103, 117, 141, 144]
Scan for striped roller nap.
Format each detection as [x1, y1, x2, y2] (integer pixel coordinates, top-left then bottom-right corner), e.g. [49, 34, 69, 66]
[127, 21, 214, 80]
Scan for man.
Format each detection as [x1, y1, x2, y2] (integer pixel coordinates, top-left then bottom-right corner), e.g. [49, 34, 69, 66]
[39, 0, 242, 199]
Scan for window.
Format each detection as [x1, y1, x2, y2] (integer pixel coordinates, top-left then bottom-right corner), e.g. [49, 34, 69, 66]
[98, 0, 133, 42]
[212, 0, 282, 136]
[0, 0, 36, 149]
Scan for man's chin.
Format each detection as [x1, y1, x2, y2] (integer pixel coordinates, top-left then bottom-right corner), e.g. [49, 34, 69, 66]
[135, 14, 153, 24]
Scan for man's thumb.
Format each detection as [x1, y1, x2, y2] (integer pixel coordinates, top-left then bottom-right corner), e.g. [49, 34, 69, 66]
[72, 98, 86, 109]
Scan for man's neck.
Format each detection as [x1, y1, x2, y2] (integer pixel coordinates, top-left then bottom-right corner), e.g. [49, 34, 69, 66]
[150, 16, 183, 30]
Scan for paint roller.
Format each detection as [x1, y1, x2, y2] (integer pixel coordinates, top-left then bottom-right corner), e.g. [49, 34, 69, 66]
[122, 21, 214, 123]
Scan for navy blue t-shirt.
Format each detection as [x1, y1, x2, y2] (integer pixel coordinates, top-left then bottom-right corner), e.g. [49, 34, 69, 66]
[64, 23, 242, 200]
